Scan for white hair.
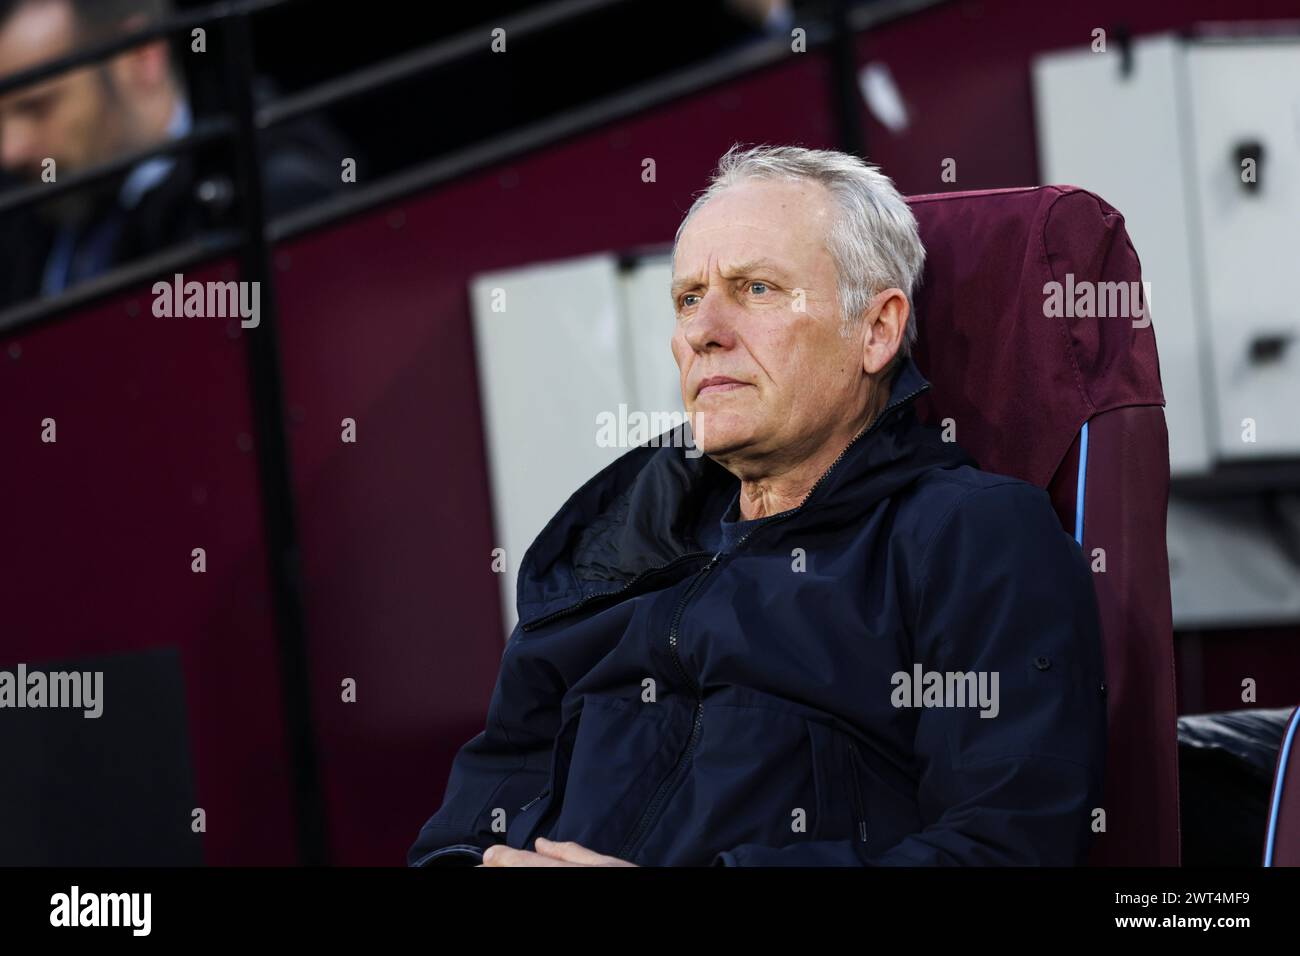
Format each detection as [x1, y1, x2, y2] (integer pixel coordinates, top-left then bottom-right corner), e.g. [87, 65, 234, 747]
[673, 143, 925, 357]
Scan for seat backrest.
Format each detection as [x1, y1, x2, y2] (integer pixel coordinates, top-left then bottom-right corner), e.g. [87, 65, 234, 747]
[906, 185, 1179, 866]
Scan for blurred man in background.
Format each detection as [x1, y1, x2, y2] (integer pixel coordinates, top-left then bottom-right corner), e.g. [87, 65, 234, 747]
[0, 0, 342, 309]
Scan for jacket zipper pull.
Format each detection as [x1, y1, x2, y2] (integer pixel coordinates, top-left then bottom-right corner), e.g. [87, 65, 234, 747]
[848, 742, 868, 844]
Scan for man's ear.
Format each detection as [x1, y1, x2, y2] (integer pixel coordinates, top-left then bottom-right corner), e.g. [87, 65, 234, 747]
[117, 40, 171, 89]
[110, 15, 171, 93]
[860, 288, 908, 377]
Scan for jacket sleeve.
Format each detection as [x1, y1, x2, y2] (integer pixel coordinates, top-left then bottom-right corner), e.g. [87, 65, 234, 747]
[407, 620, 569, 867]
[712, 481, 1108, 866]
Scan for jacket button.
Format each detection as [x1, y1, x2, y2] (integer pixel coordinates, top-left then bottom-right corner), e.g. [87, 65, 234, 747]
[1099, 681, 1107, 696]
[1034, 656, 1051, 671]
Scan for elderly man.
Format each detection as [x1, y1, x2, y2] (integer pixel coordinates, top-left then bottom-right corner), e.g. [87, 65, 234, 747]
[409, 145, 1106, 867]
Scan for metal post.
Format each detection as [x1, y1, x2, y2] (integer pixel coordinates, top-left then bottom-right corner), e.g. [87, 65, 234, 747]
[220, 8, 330, 867]
[829, 0, 866, 157]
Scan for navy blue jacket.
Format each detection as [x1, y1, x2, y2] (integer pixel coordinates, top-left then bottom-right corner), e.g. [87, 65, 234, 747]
[408, 355, 1107, 866]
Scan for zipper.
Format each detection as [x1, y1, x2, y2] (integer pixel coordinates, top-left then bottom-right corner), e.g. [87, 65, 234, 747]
[846, 739, 868, 844]
[615, 550, 720, 860]
[520, 791, 561, 848]
[554, 382, 929, 859]
[613, 385, 929, 860]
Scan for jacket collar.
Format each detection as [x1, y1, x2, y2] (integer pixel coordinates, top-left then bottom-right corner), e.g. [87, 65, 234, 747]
[516, 352, 965, 627]
[796, 350, 933, 507]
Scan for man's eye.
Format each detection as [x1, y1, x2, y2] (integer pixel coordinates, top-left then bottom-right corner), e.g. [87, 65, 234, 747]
[15, 94, 55, 118]
[748, 281, 769, 296]
[680, 293, 700, 308]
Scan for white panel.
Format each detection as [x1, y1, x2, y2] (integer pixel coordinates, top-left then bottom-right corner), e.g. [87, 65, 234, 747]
[1185, 42, 1300, 460]
[1168, 493, 1300, 628]
[470, 254, 634, 635]
[619, 254, 684, 419]
[1032, 36, 1214, 475]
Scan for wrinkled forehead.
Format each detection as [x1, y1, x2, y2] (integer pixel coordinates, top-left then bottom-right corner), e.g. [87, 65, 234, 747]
[673, 178, 836, 278]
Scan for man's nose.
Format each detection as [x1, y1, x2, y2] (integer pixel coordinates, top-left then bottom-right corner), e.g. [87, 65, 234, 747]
[682, 290, 737, 353]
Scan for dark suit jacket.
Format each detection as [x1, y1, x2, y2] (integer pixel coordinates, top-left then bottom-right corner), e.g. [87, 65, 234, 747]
[0, 87, 347, 312]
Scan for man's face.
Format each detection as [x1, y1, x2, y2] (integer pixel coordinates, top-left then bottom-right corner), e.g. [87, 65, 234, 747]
[0, 2, 126, 194]
[671, 178, 867, 470]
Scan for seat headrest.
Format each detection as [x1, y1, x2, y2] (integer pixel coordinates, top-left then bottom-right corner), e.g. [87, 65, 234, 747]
[906, 185, 1165, 488]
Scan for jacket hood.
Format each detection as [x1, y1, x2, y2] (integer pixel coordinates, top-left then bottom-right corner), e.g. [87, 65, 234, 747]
[515, 353, 978, 626]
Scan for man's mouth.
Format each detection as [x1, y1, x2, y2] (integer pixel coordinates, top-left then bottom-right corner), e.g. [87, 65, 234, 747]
[696, 376, 750, 397]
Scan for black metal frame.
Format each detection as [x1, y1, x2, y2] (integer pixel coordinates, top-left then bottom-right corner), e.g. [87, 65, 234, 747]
[0, 0, 944, 866]
[0, 0, 949, 330]
[0, 117, 233, 217]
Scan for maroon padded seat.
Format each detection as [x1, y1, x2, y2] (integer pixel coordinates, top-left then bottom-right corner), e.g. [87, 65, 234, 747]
[905, 185, 1179, 866]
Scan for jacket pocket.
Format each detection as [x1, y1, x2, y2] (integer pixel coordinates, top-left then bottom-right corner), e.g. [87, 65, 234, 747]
[506, 702, 583, 849]
[555, 693, 686, 856]
[803, 720, 833, 841]
[806, 719, 870, 845]
[507, 788, 552, 848]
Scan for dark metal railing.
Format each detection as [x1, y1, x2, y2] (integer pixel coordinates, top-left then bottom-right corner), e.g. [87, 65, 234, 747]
[0, 0, 947, 331]
[258, 0, 630, 128]
[0, 0, 287, 98]
[0, 117, 235, 217]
